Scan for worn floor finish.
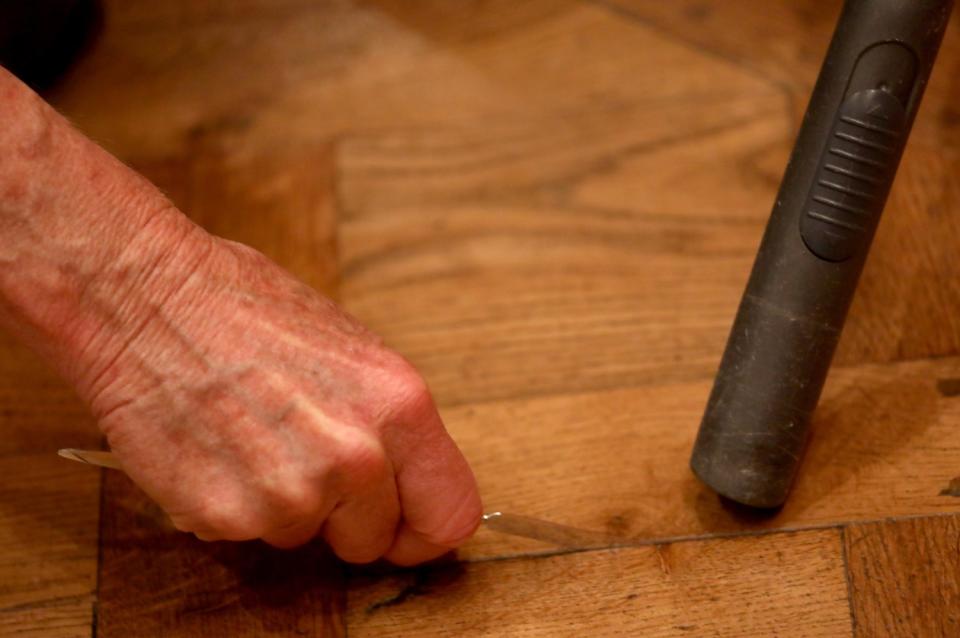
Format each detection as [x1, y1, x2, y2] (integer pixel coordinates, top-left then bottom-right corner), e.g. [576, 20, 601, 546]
[3, 1, 960, 635]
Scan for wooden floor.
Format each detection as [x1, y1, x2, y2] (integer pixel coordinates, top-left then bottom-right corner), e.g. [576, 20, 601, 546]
[4, 0, 960, 635]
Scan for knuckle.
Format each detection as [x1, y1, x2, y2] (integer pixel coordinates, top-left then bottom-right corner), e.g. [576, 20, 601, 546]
[187, 500, 259, 541]
[381, 356, 434, 420]
[335, 430, 389, 489]
[261, 479, 321, 522]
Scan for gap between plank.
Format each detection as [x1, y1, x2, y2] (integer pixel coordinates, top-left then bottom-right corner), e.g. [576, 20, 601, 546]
[838, 525, 859, 637]
[462, 509, 960, 566]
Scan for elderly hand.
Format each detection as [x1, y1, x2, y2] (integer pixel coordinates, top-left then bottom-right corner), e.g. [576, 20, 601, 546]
[0, 66, 481, 565]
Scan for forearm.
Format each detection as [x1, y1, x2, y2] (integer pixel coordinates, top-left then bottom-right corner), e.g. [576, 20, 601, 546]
[0, 66, 212, 397]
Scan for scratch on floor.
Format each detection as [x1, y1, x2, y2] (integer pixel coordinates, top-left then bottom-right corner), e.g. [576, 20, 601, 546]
[654, 545, 671, 576]
[364, 563, 466, 615]
[365, 572, 430, 615]
[939, 476, 960, 497]
[180, 596, 241, 617]
[936, 378, 960, 397]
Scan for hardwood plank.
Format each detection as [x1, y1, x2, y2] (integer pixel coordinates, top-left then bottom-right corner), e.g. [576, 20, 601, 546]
[112, 0, 960, 161]
[0, 454, 99, 638]
[105, 0, 566, 37]
[337, 142, 960, 408]
[48, 0, 579, 159]
[347, 529, 852, 637]
[97, 474, 346, 637]
[839, 145, 960, 364]
[0, 339, 100, 638]
[594, 0, 838, 95]
[569, 124, 960, 368]
[338, 95, 786, 220]
[337, 104, 786, 407]
[335, 4, 960, 408]
[595, 1, 960, 156]
[95, 145, 345, 636]
[0, 603, 95, 638]
[845, 515, 960, 637]
[48, 1, 775, 161]
[340, 202, 753, 407]
[448, 355, 960, 559]
[305, 0, 802, 408]
[134, 144, 338, 293]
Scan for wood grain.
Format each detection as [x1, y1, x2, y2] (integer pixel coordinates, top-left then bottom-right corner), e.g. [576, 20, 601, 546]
[597, 0, 960, 141]
[134, 144, 338, 293]
[0, 337, 100, 638]
[845, 515, 960, 637]
[47, 0, 584, 160]
[840, 144, 960, 364]
[337, 142, 960, 407]
[333, 14, 789, 408]
[50, 0, 778, 160]
[337, 104, 787, 407]
[347, 529, 852, 637]
[595, 0, 839, 94]
[96, 474, 346, 637]
[452, 355, 960, 560]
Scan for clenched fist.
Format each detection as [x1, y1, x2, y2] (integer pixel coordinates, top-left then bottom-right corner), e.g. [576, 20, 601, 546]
[0, 66, 482, 564]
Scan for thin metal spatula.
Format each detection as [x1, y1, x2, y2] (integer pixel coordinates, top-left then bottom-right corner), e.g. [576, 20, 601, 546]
[58, 448, 615, 547]
[480, 511, 616, 547]
[58, 448, 123, 470]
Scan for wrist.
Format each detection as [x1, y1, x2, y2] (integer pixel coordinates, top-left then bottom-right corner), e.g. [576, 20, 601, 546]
[63, 208, 218, 410]
[0, 67, 217, 401]
[1, 190, 215, 396]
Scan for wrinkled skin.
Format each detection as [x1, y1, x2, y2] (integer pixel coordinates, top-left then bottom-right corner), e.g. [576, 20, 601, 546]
[89, 236, 482, 564]
[0, 66, 482, 565]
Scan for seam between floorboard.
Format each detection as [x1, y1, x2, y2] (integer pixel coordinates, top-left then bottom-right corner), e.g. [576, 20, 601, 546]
[838, 525, 859, 637]
[462, 510, 960, 566]
[92, 462, 106, 638]
[581, 0, 802, 101]
[0, 594, 97, 615]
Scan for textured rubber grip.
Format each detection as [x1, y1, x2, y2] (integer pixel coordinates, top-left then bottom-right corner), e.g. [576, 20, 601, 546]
[800, 88, 906, 261]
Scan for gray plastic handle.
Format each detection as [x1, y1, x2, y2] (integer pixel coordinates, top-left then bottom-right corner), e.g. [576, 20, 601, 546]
[690, 0, 954, 508]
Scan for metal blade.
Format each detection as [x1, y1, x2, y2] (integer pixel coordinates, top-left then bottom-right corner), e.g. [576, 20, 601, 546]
[480, 511, 616, 548]
[58, 448, 123, 470]
[57, 449, 613, 548]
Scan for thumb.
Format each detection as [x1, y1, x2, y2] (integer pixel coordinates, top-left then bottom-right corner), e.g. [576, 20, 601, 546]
[382, 396, 482, 566]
